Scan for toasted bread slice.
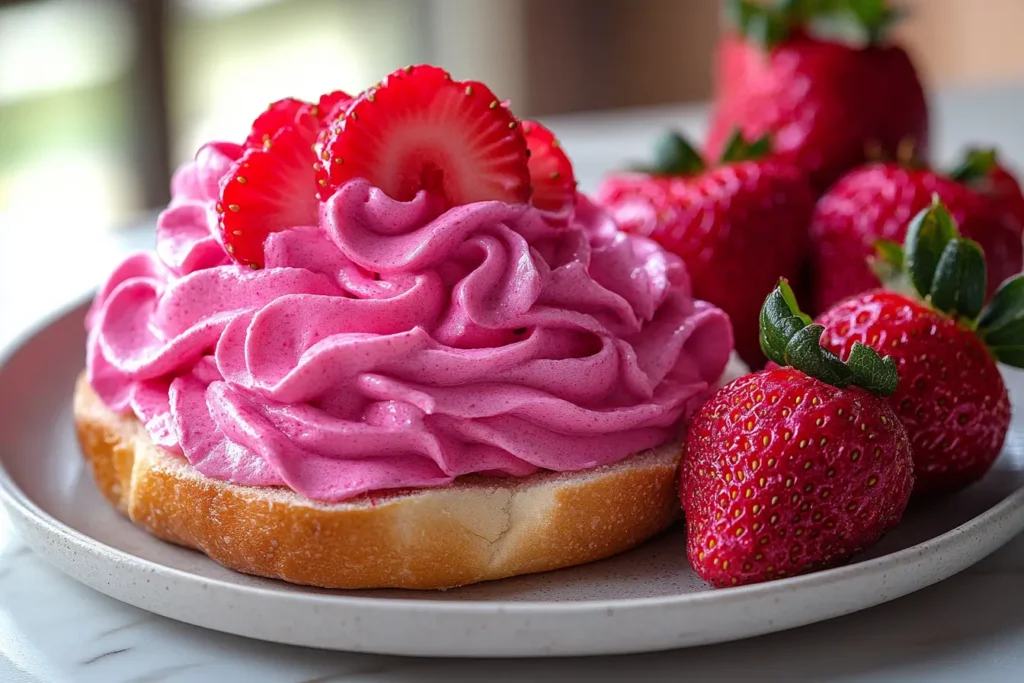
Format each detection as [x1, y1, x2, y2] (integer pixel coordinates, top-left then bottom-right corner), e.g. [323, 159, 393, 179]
[74, 373, 681, 589]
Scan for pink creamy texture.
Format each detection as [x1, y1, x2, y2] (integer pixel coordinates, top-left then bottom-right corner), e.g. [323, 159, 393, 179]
[86, 141, 733, 501]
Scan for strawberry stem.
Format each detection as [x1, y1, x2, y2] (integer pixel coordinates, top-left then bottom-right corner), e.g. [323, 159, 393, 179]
[760, 280, 898, 395]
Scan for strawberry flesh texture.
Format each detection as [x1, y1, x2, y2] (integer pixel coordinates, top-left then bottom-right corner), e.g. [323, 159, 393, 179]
[810, 164, 1024, 314]
[324, 65, 530, 208]
[521, 120, 576, 219]
[707, 34, 928, 194]
[598, 161, 813, 368]
[219, 126, 319, 268]
[682, 367, 914, 587]
[817, 291, 1010, 496]
[315, 89, 353, 123]
[246, 97, 319, 150]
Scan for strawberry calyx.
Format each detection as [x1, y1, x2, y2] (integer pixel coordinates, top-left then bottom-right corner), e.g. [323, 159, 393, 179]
[902, 197, 986, 320]
[728, 0, 801, 49]
[719, 129, 772, 164]
[760, 279, 898, 395]
[875, 196, 1024, 366]
[729, 0, 901, 48]
[977, 278, 1024, 366]
[642, 131, 705, 176]
[638, 129, 769, 176]
[948, 147, 999, 185]
[833, 0, 902, 45]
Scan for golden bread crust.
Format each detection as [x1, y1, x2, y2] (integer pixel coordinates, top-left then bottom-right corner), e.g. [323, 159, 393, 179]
[74, 372, 681, 589]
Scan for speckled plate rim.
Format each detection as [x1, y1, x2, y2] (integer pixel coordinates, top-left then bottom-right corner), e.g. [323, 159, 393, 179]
[2, 298, 1024, 657]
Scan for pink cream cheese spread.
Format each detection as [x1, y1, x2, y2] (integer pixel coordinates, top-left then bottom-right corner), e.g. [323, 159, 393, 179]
[86, 141, 733, 502]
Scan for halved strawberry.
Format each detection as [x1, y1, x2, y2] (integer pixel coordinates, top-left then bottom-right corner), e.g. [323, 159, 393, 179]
[315, 89, 353, 123]
[521, 120, 576, 219]
[323, 64, 530, 207]
[246, 97, 318, 150]
[219, 127, 319, 268]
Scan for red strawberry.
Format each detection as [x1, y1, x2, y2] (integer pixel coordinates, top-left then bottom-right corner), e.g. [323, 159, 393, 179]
[322, 64, 530, 208]
[598, 131, 814, 367]
[521, 120, 576, 221]
[218, 126, 319, 268]
[315, 89, 353, 123]
[817, 199, 1021, 495]
[810, 152, 1024, 313]
[246, 97, 319, 150]
[706, 0, 928, 192]
[683, 281, 913, 587]
[950, 148, 1024, 234]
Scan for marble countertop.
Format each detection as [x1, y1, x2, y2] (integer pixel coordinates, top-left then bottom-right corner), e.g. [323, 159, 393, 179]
[2, 507, 1024, 682]
[3, 87, 1024, 682]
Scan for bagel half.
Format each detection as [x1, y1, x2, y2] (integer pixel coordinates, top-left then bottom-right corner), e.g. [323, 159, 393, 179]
[74, 373, 683, 589]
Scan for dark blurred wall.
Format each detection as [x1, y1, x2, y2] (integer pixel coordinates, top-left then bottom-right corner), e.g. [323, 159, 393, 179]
[522, 0, 720, 115]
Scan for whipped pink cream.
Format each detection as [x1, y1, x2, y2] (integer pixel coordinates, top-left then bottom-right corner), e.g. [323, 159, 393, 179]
[86, 141, 733, 501]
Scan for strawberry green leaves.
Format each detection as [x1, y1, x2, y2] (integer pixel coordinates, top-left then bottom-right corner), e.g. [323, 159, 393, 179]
[761, 280, 898, 395]
[891, 195, 1024, 367]
[905, 197, 959, 297]
[930, 238, 986, 321]
[903, 196, 988, 321]
[841, 0, 902, 44]
[977, 276, 1024, 367]
[728, 0, 902, 49]
[641, 129, 771, 176]
[729, 0, 795, 48]
[949, 148, 999, 185]
[874, 238, 904, 270]
[720, 130, 772, 164]
[870, 238, 914, 296]
[760, 279, 812, 362]
[647, 131, 705, 176]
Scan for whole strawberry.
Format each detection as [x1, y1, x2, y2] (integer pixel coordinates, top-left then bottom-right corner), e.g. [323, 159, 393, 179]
[817, 199, 1021, 495]
[706, 0, 928, 193]
[683, 281, 913, 587]
[598, 131, 814, 367]
[810, 150, 1024, 313]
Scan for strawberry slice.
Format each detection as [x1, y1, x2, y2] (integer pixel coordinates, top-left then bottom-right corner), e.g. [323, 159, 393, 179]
[246, 97, 318, 150]
[323, 64, 530, 207]
[314, 124, 334, 200]
[521, 120, 576, 219]
[219, 126, 319, 268]
[315, 89, 354, 123]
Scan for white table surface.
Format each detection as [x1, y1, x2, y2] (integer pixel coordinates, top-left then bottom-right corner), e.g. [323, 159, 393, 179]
[3, 86, 1024, 682]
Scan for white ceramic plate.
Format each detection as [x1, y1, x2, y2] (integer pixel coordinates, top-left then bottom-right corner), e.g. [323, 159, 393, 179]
[2, 301, 1024, 658]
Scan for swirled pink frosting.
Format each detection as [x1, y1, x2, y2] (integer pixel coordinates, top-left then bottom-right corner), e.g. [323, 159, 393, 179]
[86, 141, 733, 501]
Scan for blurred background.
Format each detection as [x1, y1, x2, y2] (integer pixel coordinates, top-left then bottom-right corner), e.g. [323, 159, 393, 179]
[2, 0, 1024, 236]
[2, 0, 1024, 246]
